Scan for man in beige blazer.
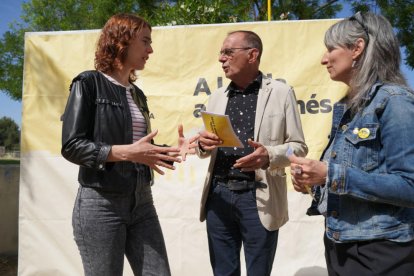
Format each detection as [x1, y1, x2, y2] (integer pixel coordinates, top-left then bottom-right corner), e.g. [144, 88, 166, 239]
[197, 30, 308, 276]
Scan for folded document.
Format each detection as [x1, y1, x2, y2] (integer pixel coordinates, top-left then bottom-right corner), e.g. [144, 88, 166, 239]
[200, 111, 244, 148]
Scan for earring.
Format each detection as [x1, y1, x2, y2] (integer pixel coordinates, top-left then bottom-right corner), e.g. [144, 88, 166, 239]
[351, 60, 356, 68]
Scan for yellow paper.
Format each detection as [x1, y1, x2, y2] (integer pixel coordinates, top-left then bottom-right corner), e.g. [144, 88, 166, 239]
[201, 111, 244, 148]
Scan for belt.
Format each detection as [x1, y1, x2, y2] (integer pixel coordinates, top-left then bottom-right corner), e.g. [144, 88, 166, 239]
[215, 179, 267, 191]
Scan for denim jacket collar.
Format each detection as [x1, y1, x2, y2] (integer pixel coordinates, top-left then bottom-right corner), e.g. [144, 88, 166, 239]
[362, 81, 384, 101]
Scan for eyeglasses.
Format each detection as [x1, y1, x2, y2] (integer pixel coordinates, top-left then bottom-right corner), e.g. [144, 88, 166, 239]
[219, 47, 252, 58]
[349, 11, 370, 43]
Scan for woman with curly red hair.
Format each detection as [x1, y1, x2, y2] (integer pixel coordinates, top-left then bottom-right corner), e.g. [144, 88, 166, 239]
[61, 14, 184, 275]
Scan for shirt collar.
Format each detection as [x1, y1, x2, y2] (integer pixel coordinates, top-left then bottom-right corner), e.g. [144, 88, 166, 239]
[228, 72, 263, 96]
[100, 71, 134, 91]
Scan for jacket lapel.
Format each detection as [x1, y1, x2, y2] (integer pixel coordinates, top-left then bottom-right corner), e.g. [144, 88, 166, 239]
[214, 88, 230, 115]
[130, 86, 151, 134]
[254, 77, 272, 140]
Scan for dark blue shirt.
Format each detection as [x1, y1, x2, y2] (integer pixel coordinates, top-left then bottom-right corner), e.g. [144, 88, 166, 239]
[212, 73, 262, 182]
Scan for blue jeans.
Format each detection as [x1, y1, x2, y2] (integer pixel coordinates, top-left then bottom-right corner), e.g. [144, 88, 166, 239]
[206, 183, 278, 276]
[72, 184, 170, 276]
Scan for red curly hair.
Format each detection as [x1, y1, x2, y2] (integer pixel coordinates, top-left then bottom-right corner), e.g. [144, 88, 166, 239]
[95, 13, 152, 82]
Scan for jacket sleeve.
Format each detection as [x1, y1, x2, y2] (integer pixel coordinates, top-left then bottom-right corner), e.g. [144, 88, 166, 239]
[61, 75, 111, 170]
[195, 89, 222, 159]
[195, 141, 212, 159]
[265, 87, 308, 170]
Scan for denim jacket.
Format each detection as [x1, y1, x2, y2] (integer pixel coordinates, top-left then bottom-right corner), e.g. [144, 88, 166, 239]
[310, 82, 414, 243]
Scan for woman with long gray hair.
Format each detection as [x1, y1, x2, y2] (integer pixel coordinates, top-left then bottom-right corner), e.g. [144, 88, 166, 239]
[289, 12, 414, 275]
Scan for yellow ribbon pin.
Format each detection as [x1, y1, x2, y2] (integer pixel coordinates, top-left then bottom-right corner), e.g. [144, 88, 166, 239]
[358, 128, 370, 139]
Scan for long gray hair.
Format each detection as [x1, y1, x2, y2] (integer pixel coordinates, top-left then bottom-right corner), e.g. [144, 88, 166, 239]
[324, 12, 407, 113]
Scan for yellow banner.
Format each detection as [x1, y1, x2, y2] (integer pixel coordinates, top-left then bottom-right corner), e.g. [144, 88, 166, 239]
[22, 20, 346, 160]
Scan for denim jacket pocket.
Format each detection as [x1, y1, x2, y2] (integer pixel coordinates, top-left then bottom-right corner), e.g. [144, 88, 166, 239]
[344, 123, 380, 171]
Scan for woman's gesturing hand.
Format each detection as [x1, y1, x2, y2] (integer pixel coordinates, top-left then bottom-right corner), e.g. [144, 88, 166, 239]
[177, 124, 199, 161]
[129, 130, 182, 174]
[109, 130, 181, 175]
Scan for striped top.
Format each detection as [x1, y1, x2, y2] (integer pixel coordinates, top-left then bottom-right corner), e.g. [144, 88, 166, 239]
[125, 87, 147, 142]
[100, 72, 147, 142]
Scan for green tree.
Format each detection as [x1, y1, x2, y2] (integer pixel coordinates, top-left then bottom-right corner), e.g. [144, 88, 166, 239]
[0, 0, 413, 101]
[0, 117, 20, 151]
[150, 0, 342, 25]
[349, 0, 414, 69]
[0, 0, 165, 101]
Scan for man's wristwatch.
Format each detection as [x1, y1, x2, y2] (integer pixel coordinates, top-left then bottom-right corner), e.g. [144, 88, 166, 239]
[198, 140, 206, 153]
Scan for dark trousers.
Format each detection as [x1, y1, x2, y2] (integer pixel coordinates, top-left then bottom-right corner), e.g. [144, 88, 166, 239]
[324, 234, 414, 276]
[206, 183, 278, 276]
[72, 185, 171, 276]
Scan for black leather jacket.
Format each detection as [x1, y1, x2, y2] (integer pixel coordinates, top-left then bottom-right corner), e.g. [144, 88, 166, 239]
[61, 70, 152, 193]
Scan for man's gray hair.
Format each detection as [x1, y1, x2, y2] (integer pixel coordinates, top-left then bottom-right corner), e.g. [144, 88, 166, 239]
[228, 30, 263, 61]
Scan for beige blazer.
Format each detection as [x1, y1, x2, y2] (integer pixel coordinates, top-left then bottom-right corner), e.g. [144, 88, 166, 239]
[198, 75, 308, 231]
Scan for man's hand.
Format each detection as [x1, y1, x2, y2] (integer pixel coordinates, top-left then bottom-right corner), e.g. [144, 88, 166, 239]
[233, 139, 269, 171]
[198, 130, 222, 151]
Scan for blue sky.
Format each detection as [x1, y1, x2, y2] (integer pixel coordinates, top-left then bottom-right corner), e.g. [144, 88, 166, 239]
[0, 1, 413, 128]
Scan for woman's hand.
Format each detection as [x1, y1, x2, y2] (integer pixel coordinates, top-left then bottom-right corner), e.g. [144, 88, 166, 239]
[177, 124, 199, 161]
[109, 130, 181, 175]
[288, 154, 328, 192]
